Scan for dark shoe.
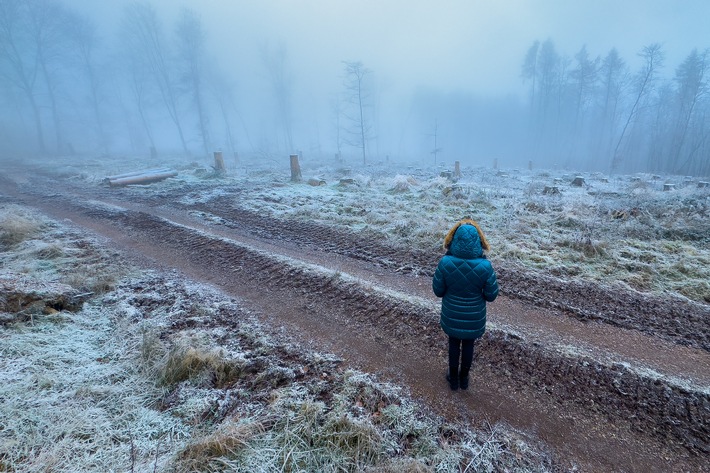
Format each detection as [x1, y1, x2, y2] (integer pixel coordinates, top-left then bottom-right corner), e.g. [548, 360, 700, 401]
[446, 373, 459, 391]
[459, 375, 469, 390]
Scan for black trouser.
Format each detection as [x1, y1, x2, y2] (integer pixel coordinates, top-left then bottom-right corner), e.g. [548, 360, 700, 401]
[449, 336, 475, 380]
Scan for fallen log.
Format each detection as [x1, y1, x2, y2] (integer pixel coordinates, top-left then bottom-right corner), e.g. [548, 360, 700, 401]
[106, 170, 178, 187]
[104, 168, 173, 182]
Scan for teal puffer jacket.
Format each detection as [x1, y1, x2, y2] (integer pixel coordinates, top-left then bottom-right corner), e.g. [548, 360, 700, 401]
[432, 224, 499, 339]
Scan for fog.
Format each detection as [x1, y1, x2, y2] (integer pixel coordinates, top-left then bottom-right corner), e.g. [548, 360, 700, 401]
[1, 0, 709, 175]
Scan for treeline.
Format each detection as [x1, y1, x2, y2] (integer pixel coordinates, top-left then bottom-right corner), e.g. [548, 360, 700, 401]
[0, 1, 240, 160]
[1, 0, 708, 177]
[521, 40, 710, 176]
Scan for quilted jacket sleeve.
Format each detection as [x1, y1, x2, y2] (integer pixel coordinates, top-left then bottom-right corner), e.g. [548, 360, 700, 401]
[482, 261, 499, 302]
[432, 259, 447, 298]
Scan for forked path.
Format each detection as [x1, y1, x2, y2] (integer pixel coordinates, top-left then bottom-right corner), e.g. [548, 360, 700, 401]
[1, 169, 708, 472]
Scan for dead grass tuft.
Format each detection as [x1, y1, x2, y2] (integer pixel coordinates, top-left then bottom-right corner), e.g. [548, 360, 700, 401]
[34, 243, 65, 259]
[158, 340, 242, 388]
[62, 268, 120, 295]
[0, 214, 40, 248]
[175, 420, 263, 471]
[319, 413, 383, 464]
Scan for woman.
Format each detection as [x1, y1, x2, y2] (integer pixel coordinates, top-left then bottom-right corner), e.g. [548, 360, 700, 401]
[433, 218, 499, 391]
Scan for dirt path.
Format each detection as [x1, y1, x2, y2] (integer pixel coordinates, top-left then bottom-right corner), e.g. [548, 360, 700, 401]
[1, 169, 708, 472]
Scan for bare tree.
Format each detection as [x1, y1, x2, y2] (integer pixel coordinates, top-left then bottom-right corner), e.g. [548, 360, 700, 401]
[209, 69, 240, 162]
[122, 2, 189, 156]
[536, 39, 560, 122]
[330, 95, 345, 160]
[671, 48, 708, 174]
[428, 119, 442, 165]
[261, 42, 294, 153]
[69, 12, 109, 153]
[594, 48, 627, 159]
[176, 8, 211, 158]
[610, 43, 664, 173]
[342, 61, 372, 164]
[0, 0, 46, 153]
[122, 49, 157, 156]
[570, 45, 599, 129]
[26, 0, 72, 154]
[521, 40, 540, 111]
[646, 82, 674, 172]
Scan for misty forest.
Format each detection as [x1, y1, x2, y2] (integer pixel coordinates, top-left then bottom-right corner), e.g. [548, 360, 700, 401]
[1, 1, 709, 176]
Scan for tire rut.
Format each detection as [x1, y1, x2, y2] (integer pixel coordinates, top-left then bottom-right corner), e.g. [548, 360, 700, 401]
[187, 194, 710, 352]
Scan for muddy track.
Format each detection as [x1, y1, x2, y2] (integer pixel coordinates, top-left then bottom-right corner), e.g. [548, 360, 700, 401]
[2, 172, 709, 471]
[18, 172, 710, 351]
[186, 195, 710, 352]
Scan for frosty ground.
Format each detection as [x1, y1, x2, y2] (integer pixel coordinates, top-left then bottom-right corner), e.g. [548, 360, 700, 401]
[0, 199, 550, 472]
[1, 154, 708, 472]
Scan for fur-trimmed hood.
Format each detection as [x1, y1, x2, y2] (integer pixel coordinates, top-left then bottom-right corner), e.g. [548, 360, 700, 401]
[443, 219, 490, 259]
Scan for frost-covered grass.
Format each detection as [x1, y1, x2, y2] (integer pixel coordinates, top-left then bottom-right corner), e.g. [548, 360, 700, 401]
[0, 204, 552, 472]
[0, 204, 124, 296]
[0, 303, 190, 472]
[204, 159, 709, 303]
[183, 373, 534, 473]
[0, 206, 181, 472]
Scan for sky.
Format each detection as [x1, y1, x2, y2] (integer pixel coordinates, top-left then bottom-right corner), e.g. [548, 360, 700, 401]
[75, 0, 710, 99]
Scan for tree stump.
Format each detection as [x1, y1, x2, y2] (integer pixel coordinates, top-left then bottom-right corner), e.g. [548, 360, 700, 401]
[543, 186, 560, 195]
[213, 151, 226, 173]
[571, 176, 585, 186]
[307, 178, 326, 186]
[663, 183, 675, 191]
[698, 181, 709, 188]
[290, 154, 302, 182]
